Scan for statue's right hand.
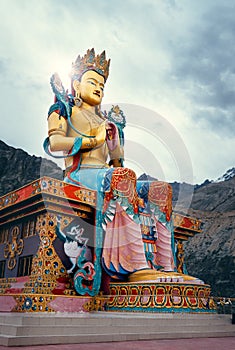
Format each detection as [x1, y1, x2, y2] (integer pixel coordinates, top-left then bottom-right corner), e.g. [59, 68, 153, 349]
[82, 122, 106, 149]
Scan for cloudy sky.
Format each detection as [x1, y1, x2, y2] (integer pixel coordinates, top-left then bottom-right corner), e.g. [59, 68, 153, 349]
[1, 0, 235, 184]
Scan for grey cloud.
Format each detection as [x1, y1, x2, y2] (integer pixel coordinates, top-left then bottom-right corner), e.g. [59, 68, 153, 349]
[0, 59, 6, 74]
[0, 57, 12, 80]
[170, 2, 235, 136]
[192, 107, 235, 138]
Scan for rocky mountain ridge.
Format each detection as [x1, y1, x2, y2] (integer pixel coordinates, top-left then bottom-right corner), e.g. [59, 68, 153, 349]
[214, 167, 235, 182]
[0, 140, 234, 297]
[174, 177, 235, 212]
[0, 140, 63, 196]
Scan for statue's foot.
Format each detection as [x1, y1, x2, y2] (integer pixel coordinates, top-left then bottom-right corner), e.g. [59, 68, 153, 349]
[128, 269, 172, 283]
[128, 269, 204, 284]
[128, 269, 165, 282]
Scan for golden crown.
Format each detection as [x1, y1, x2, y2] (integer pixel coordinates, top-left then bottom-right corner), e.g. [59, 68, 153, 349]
[71, 48, 110, 82]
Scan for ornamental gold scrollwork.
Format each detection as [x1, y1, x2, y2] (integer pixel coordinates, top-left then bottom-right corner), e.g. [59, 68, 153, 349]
[83, 293, 107, 311]
[176, 240, 184, 273]
[4, 226, 24, 270]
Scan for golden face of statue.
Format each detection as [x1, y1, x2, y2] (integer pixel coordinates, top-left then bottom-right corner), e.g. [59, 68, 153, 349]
[74, 70, 105, 107]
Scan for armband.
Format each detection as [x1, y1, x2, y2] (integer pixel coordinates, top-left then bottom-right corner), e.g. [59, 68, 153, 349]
[48, 128, 66, 137]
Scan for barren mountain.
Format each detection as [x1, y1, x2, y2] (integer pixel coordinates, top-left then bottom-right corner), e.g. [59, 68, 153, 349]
[177, 176, 235, 298]
[184, 208, 235, 298]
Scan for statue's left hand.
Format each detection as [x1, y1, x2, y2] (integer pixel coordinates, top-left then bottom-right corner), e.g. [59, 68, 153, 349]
[105, 122, 117, 141]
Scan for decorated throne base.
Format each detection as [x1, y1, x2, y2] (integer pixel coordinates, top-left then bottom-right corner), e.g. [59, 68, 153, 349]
[106, 279, 217, 313]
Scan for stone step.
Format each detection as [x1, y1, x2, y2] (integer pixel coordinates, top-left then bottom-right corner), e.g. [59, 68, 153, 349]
[0, 312, 230, 326]
[1, 321, 235, 337]
[1, 329, 235, 347]
[0, 312, 234, 346]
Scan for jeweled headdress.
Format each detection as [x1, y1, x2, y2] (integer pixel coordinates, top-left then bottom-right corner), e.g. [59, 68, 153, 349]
[71, 48, 110, 82]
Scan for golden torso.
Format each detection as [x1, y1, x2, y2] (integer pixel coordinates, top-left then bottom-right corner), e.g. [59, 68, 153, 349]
[66, 106, 109, 168]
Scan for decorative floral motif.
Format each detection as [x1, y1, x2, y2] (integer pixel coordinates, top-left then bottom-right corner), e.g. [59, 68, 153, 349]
[173, 213, 202, 232]
[32, 181, 41, 194]
[148, 181, 172, 221]
[23, 297, 33, 310]
[4, 226, 24, 270]
[107, 105, 126, 127]
[176, 240, 184, 273]
[0, 192, 19, 209]
[105, 168, 141, 215]
[27, 214, 75, 296]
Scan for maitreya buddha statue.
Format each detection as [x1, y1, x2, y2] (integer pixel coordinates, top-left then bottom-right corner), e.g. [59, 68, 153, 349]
[44, 49, 202, 296]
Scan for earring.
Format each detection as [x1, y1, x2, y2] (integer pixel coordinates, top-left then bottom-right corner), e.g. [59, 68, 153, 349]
[74, 92, 83, 107]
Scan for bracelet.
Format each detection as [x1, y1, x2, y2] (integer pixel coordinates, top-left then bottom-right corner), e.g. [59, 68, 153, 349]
[69, 137, 83, 155]
[48, 129, 66, 137]
[84, 138, 97, 148]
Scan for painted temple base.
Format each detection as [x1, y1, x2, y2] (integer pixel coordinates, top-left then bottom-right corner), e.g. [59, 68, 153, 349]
[0, 281, 216, 314]
[0, 294, 94, 313]
[0, 177, 217, 313]
[0, 276, 105, 313]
